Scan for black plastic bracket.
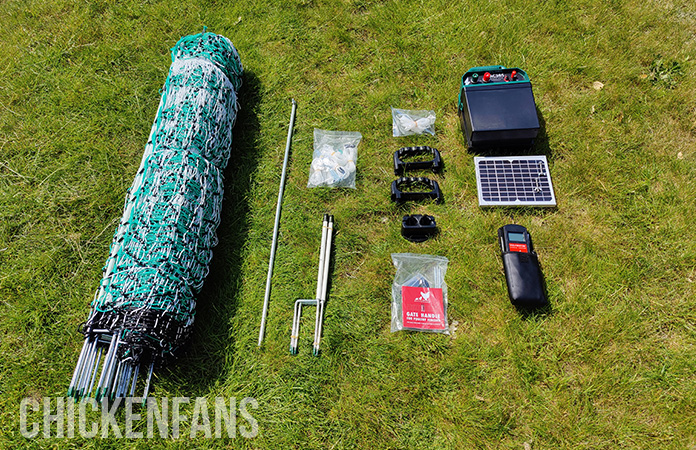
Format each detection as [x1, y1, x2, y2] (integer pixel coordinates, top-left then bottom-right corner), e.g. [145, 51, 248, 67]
[393, 146, 442, 175]
[401, 215, 438, 242]
[391, 177, 443, 204]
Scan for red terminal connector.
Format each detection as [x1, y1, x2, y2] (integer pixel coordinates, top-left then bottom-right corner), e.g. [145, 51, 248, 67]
[511, 70, 517, 81]
[483, 72, 491, 82]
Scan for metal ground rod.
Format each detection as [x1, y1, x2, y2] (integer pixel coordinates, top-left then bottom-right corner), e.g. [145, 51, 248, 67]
[86, 346, 103, 398]
[95, 334, 119, 400]
[68, 338, 91, 397]
[259, 99, 298, 347]
[129, 364, 140, 397]
[141, 361, 155, 403]
[76, 338, 98, 398]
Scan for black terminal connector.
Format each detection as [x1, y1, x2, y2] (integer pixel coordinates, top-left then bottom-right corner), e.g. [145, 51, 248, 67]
[401, 215, 438, 243]
[393, 146, 442, 175]
[391, 177, 443, 204]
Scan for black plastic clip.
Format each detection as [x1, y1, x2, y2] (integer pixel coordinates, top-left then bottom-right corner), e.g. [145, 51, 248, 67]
[391, 177, 443, 204]
[393, 146, 442, 175]
[401, 215, 438, 242]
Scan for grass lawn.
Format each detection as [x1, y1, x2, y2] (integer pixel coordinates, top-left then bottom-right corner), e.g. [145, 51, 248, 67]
[1, 0, 695, 448]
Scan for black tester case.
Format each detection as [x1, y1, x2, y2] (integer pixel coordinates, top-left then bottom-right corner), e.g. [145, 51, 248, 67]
[498, 224, 548, 309]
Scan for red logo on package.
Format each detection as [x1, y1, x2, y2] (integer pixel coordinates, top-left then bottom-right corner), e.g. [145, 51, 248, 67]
[509, 243, 528, 253]
[401, 286, 446, 330]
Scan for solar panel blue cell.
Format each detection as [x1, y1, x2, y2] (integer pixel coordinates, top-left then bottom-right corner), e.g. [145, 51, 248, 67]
[474, 156, 556, 207]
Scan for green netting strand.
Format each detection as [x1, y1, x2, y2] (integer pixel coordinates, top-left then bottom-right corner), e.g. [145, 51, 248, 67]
[83, 32, 243, 364]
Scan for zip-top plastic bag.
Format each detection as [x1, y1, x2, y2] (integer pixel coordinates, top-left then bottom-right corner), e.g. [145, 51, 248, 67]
[307, 129, 362, 189]
[391, 107, 436, 136]
[391, 253, 449, 333]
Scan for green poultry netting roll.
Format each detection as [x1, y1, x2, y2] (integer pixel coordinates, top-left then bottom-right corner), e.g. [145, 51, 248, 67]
[68, 31, 243, 400]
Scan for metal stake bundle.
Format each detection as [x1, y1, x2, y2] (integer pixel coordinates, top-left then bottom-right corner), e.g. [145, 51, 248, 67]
[290, 214, 333, 356]
[68, 31, 243, 401]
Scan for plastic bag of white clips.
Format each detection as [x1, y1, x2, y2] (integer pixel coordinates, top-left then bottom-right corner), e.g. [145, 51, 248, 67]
[307, 129, 362, 189]
[391, 107, 436, 136]
[391, 253, 449, 334]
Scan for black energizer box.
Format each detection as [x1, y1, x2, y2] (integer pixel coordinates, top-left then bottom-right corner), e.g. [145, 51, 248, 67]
[458, 65, 539, 150]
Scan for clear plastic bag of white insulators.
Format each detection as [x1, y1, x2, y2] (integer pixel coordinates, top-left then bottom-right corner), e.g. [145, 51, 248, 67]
[391, 107, 436, 136]
[307, 129, 362, 189]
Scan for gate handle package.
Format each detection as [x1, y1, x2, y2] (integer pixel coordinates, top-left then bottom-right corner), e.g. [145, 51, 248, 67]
[391, 253, 449, 334]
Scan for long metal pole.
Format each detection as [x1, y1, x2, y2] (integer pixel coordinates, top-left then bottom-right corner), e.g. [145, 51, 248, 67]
[259, 99, 297, 347]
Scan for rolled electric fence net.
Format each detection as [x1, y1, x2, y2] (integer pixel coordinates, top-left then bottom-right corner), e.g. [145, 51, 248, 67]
[68, 31, 243, 401]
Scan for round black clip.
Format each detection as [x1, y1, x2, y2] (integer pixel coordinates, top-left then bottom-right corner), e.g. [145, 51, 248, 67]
[401, 215, 438, 242]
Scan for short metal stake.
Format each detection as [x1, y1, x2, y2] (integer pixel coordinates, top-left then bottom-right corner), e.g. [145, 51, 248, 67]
[290, 214, 333, 355]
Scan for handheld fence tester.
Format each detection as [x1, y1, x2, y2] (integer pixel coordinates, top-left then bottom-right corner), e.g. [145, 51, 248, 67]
[498, 224, 548, 308]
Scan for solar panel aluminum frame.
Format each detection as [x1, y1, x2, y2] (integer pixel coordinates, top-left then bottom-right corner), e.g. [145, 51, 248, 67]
[474, 155, 556, 207]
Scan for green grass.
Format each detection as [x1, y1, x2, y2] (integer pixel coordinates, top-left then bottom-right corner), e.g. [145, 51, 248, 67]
[1, 0, 696, 448]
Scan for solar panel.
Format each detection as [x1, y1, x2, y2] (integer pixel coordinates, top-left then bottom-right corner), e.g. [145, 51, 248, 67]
[474, 155, 556, 207]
